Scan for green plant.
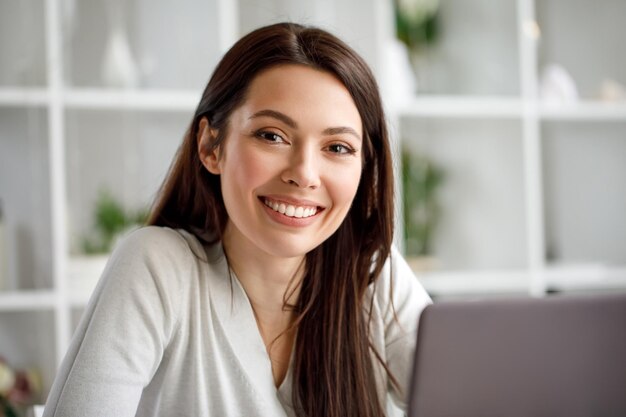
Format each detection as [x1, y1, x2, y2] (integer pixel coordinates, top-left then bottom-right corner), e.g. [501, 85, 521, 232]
[82, 189, 149, 254]
[394, 0, 440, 52]
[402, 148, 444, 256]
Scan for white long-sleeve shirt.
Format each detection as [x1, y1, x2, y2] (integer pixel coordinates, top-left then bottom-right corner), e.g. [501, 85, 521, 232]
[44, 226, 431, 416]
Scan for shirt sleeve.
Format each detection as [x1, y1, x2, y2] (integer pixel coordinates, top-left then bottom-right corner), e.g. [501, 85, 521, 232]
[376, 246, 432, 411]
[43, 227, 190, 417]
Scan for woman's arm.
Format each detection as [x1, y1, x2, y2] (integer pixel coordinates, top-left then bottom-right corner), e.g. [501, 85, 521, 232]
[43, 227, 188, 417]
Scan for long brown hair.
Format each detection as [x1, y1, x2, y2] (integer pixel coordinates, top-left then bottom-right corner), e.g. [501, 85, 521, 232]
[149, 22, 395, 417]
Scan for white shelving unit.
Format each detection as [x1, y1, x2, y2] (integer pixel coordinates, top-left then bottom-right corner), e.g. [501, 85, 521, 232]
[396, 0, 626, 298]
[1, 0, 625, 399]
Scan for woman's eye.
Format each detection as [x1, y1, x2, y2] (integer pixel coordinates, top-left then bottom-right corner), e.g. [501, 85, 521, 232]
[255, 131, 285, 143]
[328, 143, 356, 155]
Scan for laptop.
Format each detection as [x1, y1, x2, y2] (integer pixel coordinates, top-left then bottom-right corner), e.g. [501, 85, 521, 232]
[407, 292, 626, 417]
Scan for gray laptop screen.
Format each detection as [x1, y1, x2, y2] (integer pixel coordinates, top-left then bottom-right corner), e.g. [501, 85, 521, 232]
[407, 293, 626, 417]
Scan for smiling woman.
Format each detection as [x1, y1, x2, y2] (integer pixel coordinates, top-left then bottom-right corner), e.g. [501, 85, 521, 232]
[42, 23, 431, 417]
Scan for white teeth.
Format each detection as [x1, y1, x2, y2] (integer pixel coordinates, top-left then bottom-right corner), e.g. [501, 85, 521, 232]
[263, 198, 318, 218]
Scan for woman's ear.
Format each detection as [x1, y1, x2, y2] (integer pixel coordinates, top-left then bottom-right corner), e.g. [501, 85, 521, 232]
[197, 117, 221, 174]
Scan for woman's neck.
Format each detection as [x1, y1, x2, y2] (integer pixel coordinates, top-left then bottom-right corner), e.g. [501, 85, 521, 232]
[222, 222, 304, 319]
[222, 223, 303, 387]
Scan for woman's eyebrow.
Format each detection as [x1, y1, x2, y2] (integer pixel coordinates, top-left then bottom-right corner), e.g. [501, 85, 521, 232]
[322, 126, 361, 141]
[249, 109, 298, 129]
[250, 109, 361, 140]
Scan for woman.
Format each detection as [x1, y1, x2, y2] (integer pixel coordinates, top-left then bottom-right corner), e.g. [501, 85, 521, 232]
[44, 22, 430, 417]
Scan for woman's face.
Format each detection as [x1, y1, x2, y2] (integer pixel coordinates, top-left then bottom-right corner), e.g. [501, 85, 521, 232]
[200, 64, 363, 260]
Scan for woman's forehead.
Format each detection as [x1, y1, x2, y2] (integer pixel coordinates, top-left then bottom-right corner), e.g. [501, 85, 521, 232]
[236, 64, 363, 135]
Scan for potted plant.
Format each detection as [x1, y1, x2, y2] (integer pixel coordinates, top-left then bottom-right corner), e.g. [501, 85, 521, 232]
[81, 188, 148, 255]
[69, 189, 149, 296]
[402, 147, 444, 271]
[393, 0, 441, 90]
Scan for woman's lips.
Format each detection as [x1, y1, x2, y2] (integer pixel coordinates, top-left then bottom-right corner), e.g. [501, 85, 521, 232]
[262, 197, 319, 218]
[258, 196, 325, 226]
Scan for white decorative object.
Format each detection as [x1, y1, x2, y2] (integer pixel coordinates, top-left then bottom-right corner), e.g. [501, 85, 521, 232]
[68, 254, 109, 300]
[599, 79, 625, 102]
[383, 38, 418, 107]
[101, 1, 139, 88]
[539, 64, 579, 103]
[30, 405, 45, 417]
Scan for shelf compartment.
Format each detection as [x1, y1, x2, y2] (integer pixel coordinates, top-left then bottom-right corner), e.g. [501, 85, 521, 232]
[0, 0, 47, 87]
[400, 117, 528, 272]
[402, 0, 520, 96]
[62, 0, 222, 90]
[542, 120, 626, 266]
[0, 310, 57, 400]
[64, 109, 188, 254]
[238, 0, 381, 77]
[0, 108, 54, 291]
[536, 0, 626, 101]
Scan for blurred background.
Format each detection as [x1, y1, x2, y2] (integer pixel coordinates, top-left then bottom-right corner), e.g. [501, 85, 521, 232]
[1, 0, 625, 410]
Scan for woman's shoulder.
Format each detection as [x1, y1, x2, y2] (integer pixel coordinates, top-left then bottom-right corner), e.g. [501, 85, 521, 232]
[112, 226, 209, 263]
[374, 246, 427, 292]
[117, 225, 197, 250]
[370, 246, 432, 319]
[91, 226, 220, 325]
[102, 226, 214, 295]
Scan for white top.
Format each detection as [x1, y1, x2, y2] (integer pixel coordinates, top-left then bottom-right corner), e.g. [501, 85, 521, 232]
[44, 226, 431, 417]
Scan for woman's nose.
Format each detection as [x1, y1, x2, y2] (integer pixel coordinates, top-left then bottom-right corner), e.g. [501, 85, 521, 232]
[280, 146, 321, 189]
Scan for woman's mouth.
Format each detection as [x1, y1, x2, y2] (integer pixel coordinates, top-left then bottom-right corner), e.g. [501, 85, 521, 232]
[262, 197, 320, 218]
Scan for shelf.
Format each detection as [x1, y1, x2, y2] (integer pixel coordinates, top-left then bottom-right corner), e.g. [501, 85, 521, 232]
[63, 88, 201, 111]
[545, 264, 626, 292]
[413, 264, 626, 297]
[0, 88, 49, 107]
[539, 101, 626, 121]
[397, 97, 626, 121]
[5, 88, 624, 121]
[68, 287, 96, 308]
[0, 290, 56, 312]
[397, 96, 523, 119]
[415, 269, 530, 296]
